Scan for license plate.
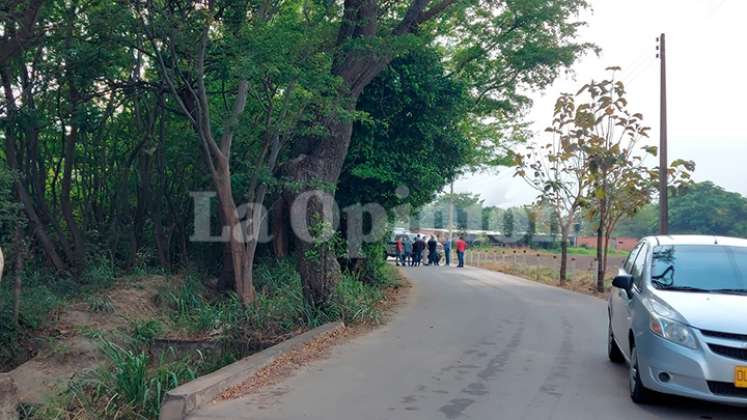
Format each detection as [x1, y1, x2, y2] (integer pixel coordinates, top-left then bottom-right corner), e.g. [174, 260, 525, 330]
[736, 366, 747, 388]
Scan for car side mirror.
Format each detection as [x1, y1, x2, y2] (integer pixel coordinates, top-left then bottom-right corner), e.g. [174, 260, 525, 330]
[612, 274, 634, 291]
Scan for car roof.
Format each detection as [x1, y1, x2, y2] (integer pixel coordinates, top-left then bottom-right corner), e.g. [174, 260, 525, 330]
[643, 235, 747, 248]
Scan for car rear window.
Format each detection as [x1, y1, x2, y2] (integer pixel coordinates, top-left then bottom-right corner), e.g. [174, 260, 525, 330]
[651, 245, 747, 291]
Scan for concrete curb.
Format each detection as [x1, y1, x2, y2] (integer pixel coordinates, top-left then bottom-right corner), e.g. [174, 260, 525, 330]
[160, 321, 345, 420]
[0, 373, 19, 420]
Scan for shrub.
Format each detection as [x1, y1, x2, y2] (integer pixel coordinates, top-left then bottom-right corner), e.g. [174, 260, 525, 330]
[130, 319, 164, 345]
[328, 273, 383, 325]
[82, 339, 198, 418]
[80, 254, 116, 292]
[224, 260, 325, 350]
[156, 272, 220, 334]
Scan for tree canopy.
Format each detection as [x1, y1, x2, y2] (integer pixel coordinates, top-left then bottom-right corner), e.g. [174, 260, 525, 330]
[615, 182, 747, 238]
[0, 0, 595, 306]
[338, 49, 471, 210]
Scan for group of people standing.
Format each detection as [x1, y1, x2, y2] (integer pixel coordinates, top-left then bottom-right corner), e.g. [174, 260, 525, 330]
[394, 234, 468, 268]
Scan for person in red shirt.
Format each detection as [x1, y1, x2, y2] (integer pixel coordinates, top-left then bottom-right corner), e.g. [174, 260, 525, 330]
[395, 237, 405, 266]
[455, 236, 468, 268]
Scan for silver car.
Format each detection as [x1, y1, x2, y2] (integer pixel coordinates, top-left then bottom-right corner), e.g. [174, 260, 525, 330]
[608, 235, 747, 406]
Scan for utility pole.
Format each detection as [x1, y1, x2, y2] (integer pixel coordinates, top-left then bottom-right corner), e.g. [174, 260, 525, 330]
[657, 33, 669, 235]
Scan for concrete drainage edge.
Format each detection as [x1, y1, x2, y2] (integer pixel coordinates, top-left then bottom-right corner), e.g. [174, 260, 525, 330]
[160, 321, 345, 420]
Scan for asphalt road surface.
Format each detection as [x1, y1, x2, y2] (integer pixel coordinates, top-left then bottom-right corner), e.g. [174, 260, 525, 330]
[190, 265, 746, 420]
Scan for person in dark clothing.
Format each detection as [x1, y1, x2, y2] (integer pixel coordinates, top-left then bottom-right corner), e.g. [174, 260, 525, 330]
[427, 236, 438, 266]
[410, 235, 421, 266]
[414, 235, 426, 266]
[443, 237, 452, 266]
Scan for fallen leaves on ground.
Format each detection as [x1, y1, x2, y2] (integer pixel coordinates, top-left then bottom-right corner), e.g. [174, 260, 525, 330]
[217, 271, 411, 402]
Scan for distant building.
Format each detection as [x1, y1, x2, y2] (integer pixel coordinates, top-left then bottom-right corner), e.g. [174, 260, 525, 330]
[410, 228, 577, 249]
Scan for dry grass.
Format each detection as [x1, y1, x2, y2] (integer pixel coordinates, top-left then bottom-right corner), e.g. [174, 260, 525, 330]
[477, 261, 614, 299]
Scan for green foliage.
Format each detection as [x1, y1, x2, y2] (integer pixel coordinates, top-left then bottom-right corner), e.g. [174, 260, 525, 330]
[537, 70, 694, 290]
[547, 246, 628, 257]
[445, 0, 596, 167]
[156, 272, 224, 334]
[669, 182, 747, 237]
[227, 261, 311, 345]
[417, 193, 484, 231]
[359, 241, 394, 286]
[1, 270, 62, 330]
[482, 207, 499, 231]
[328, 273, 384, 325]
[130, 319, 164, 345]
[339, 49, 472, 210]
[2, 0, 596, 408]
[0, 321, 29, 371]
[616, 182, 747, 238]
[80, 255, 117, 292]
[81, 339, 197, 419]
[524, 206, 538, 245]
[0, 268, 64, 369]
[503, 209, 515, 237]
[0, 161, 22, 248]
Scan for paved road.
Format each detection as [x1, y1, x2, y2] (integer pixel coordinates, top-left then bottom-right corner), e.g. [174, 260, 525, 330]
[191, 266, 746, 420]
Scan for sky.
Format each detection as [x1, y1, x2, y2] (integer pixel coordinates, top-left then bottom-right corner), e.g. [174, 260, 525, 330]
[456, 0, 747, 208]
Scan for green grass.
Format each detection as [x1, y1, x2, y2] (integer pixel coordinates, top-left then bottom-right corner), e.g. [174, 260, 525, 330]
[27, 339, 199, 420]
[17, 253, 400, 419]
[545, 246, 629, 257]
[0, 270, 63, 370]
[130, 319, 164, 345]
[328, 273, 384, 325]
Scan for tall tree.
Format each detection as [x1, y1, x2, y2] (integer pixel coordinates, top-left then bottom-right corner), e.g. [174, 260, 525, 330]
[338, 49, 471, 211]
[285, 0, 594, 306]
[137, 0, 331, 303]
[482, 207, 498, 231]
[669, 182, 747, 236]
[503, 209, 514, 238]
[524, 205, 537, 246]
[516, 92, 591, 283]
[573, 69, 693, 292]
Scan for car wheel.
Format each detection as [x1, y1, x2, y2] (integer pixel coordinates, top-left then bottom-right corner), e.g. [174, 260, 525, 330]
[629, 345, 655, 404]
[608, 320, 625, 364]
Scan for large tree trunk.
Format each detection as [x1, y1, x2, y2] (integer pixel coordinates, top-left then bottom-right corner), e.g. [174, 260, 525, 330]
[282, 0, 445, 306]
[290, 185, 343, 307]
[284, 0, 399, 304]
[285, 106, 356, 307]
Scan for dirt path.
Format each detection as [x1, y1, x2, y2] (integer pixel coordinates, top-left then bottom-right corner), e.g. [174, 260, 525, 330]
[9, 275, 171, 404]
